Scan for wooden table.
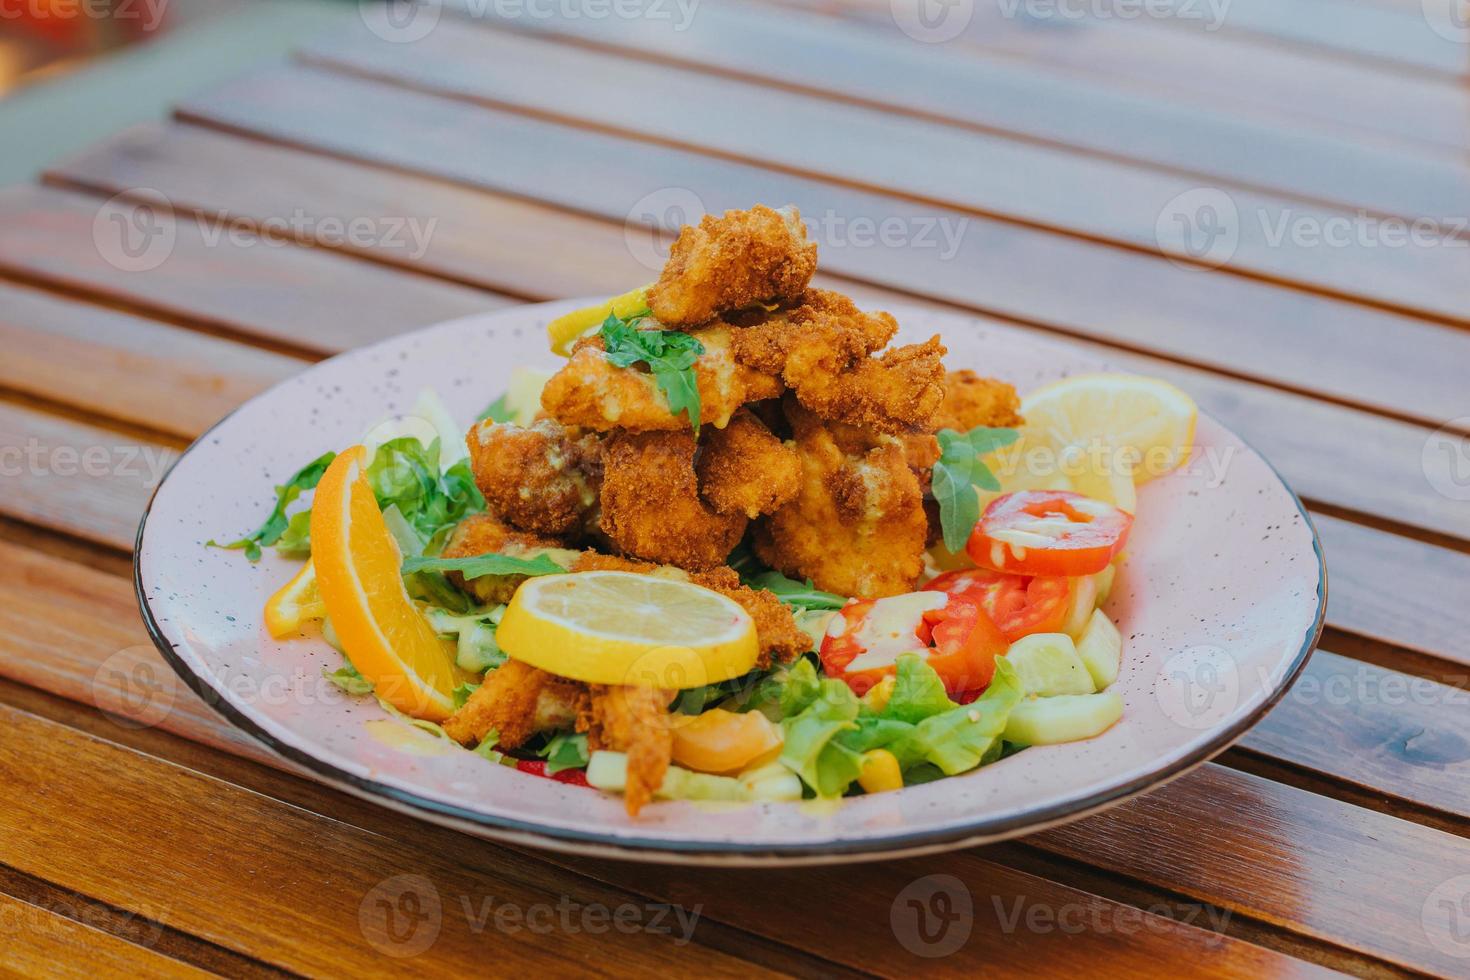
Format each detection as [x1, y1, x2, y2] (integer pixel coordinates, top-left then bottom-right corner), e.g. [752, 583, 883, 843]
[2, 1, 1468, 975]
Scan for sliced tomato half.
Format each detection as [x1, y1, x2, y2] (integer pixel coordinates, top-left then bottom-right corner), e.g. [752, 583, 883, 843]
[819, 591, 1008, 697]
[925, 568, 1071, 642]
[966, 490, 1133, 577]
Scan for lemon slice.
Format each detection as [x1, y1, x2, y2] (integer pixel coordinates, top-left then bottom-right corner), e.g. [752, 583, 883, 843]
[496, 571, 758, 688]
[311, 445, 462, 721]
[263, 560, 325, 639]
[1021, 374, 1197, 492]
[546, 285, 652, 356]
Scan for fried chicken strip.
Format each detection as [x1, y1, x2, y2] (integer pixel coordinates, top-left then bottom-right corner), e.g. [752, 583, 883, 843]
[647, 205, 818, 327]
[570, 552, 809, 667]
[933, 370, 1024, 432]
[540, 325, 782, 433]
[465, 418, 602, 536]
[599, 429, 747, 571]
[583, 685, 673, 816]
[695, 408, 800, 518]
[440, 513, 575, 605]
[755, 400, 928, 598]
[443, 659, 588, 749]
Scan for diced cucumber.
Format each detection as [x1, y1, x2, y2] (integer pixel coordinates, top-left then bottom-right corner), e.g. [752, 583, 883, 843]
[1003, 692, 1124, 745]
[585, 752, 802, 804]
[1094, 563, 1118, 606]
[1002, 633, 1096, 696]
[1061, 574, 1099, 640]
[1075, 609, 1123, 690]
[505, 367, 555, 427]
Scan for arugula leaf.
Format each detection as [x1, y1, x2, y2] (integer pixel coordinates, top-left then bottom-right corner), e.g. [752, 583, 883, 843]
[402, 552, 566, 580]
[478, 392, 513, 423]
[932, 426, 1020, 553]
[600, 311, 706, 431]
[208, 452, 336, 561]
[743, 569, 847, 611]
[367, 437, 483, 539]
[538, 732, 590, 774]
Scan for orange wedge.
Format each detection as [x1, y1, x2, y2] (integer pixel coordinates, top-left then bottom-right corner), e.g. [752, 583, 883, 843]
[310, 445, 460, 721]
[263, 560, 325, 639]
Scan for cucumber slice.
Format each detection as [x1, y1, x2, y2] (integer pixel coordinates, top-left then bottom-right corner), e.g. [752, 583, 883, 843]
[1003, 692, 1124, 745]
[1094, 563, 1118, 606]
[585, 751, 802, 803]
[1002, 633, 1096, 696]
[1061, 574, 1099, 640]
[1076, 609, 1123, 690]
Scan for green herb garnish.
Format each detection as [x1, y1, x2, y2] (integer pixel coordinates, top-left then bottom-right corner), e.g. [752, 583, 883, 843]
[538, 732, 590, 774]
[932, 427, 1020, 552]
[599, 310, 705, 432]
[208, 451, 336, 561]
[743, 569, 847, 611]
[401, 552, 566, 580]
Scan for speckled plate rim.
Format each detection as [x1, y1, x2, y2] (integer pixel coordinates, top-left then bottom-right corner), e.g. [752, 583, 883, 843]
[134, 305, 1326, 867]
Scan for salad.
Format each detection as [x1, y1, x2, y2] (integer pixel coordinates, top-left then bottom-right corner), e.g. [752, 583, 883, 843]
[219, 205, 1196, 816]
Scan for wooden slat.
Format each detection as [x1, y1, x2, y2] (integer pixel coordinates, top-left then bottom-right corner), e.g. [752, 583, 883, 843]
[1239, 650, 1470, 820]
[0, 893, 208, 979]
[0, 704, 775, 978]
[790, 0, 1470, 154]
[0, 185, 506, 356]
[295, 22, 1470, 321]
[0, 404, 168, 551]
[456, 0, 1468, 222]
[1030, 765, 1470, 976]
[165, 80, 1470, 432]
[0, 282, 305, 440]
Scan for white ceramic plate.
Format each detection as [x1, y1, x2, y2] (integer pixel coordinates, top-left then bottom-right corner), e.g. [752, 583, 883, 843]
[135, 301, 1324, 866]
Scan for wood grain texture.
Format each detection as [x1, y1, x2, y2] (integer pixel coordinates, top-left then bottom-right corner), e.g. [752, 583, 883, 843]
[452, 0, 1467, 222]
[1031, 764, 1470, 976]
[297, 22, 1470, 320]
[172, 72, 1470, 432]
[0, 281, 305, 440]
[0, 185, 506, 356]
[0, 894, 207, 979]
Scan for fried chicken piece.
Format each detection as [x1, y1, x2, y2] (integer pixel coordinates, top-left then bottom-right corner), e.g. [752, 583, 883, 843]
[647, 205, 818, 327]
[933, 370, 1024, 431]
[755, 401, 928, 599]
[440, 513, 575, 605]
[540, 325, 783, 433]
[730, 290, 945, 434]
[465, 418, 601, 536]
[443, 659, 589, 749]
[599, 429, 747, 571]
[695, 409, 800, 518]
[583, 685, 673, 816]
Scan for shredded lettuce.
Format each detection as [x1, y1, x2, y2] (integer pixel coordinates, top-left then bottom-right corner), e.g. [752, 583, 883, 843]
[538, 732, 590, 774]
[324, 656, 373, 696]
[424, 606, 506, 673]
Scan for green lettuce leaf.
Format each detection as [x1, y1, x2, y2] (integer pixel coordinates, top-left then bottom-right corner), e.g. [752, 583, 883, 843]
[779, 678, 865, 798]
[538, 732, 590, 775]
[401, 552, 566, 580]
[208, 451, 336, 561]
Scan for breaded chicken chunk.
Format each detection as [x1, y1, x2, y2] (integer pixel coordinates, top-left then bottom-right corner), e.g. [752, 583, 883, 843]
[755, 401, 928, 598]
[540, 325, 783, 433]
[466, 418, 601, 536]
[440, 513, 574, 605]
[647, 205, 818, 327]
[730, 290, 945, 434]
[570, 551, 809, 667]
[599, 429, 747, 571]
[444, 659, 588, 749]
[583, 685, 673, 816]
[695, 408, 800, 518]
[933, 370, 1024, 432]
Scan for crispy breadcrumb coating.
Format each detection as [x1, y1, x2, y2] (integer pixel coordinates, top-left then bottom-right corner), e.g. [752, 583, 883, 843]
[933, 370, 1024, 431]
[647, 205, 818, 326]
[695, 408, 800, 518]
[599, 430, 747, 571]
[583, 685, 673, 816]
[466, 418, 601, 536]
[539, 325, 782, 433]
[440, 513, 572, 605]
[443, 660, 589, 749]
[755, 400, 928, 598]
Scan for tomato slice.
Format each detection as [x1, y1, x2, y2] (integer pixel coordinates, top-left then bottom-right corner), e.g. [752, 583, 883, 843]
[926, 568, 1071, 642]
[515, 759, 591, 786]
[819, 592, 1008, 697]
[966, 490, 1133, 577]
